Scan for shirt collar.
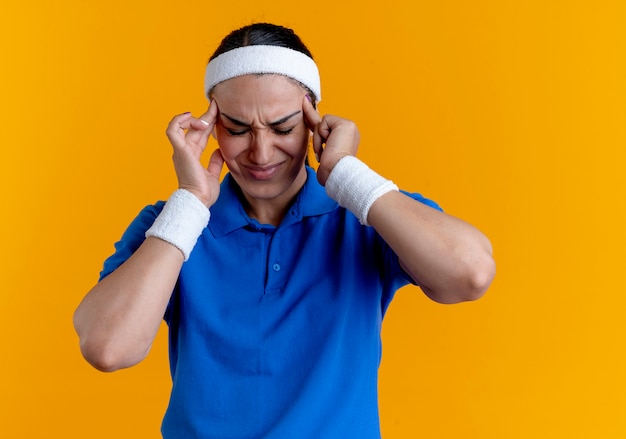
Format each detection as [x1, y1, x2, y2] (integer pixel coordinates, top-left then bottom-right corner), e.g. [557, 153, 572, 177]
[208, 166, 337, 238]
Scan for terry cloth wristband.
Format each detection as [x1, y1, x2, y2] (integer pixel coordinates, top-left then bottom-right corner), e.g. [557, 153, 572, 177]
[325, 156, 399, 226]
[145, 189, 211, 261]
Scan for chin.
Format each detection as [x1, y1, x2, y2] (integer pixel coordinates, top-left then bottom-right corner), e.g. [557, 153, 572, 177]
[241, 180, 292, 200]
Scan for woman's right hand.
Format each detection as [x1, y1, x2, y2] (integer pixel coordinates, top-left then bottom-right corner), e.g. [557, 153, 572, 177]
[166, 101, 224, 207]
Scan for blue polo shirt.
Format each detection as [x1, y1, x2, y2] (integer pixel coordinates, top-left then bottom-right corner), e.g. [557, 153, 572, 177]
[100, 166, 441, 438]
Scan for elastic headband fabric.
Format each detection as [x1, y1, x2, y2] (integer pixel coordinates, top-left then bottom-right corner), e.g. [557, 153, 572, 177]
[204, 45, 322, 103]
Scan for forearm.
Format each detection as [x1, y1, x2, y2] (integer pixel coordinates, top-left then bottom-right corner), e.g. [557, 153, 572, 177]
[73, 237, 183, 371]
[368, 190, 495, 304]
[74, 108, 221, 371]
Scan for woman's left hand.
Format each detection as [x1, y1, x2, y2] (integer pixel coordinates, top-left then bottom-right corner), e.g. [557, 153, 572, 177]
[302, 96, 360, 186]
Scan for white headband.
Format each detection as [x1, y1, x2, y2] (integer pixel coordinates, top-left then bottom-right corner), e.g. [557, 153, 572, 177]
[204, 45, 321, 103]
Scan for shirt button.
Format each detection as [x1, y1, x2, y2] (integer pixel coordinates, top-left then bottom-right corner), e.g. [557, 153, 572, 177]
[273, 264, 281, 272]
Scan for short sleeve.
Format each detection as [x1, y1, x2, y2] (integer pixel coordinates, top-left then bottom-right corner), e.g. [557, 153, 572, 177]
[99, 202, 165, 281]
[403, 190, 443, 212]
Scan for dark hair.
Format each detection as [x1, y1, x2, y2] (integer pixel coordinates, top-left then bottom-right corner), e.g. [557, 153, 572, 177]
[208, 23, 317, 106]
[209, 23, 313, 61]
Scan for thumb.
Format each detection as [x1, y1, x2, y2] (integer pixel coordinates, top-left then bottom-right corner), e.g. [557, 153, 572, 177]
[206, 149, 225, 179]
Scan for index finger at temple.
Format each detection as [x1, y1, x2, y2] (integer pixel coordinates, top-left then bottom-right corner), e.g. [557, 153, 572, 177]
[302, 96, 321, 130]
[199, 101, 219, 128]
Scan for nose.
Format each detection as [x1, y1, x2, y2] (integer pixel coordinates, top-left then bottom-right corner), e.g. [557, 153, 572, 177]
[248, 130, 273, 164]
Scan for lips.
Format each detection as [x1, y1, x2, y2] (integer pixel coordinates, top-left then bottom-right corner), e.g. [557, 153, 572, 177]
[244, 162, 283, 181]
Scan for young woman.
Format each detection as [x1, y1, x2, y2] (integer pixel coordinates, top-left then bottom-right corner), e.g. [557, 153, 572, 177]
[74, 22, 495, 438]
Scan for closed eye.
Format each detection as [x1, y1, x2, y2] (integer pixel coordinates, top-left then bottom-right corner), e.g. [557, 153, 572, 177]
[226, 128, 249, 136]
[219, 110, 300, 137]
[226, 127, 293, 136]
[272, 127, 295, 135]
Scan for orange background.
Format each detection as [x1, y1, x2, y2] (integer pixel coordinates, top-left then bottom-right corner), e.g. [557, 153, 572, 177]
[1, 0, 625, 437]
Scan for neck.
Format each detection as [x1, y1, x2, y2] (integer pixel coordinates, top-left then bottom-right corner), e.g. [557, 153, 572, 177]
[241, 167, 308, 227]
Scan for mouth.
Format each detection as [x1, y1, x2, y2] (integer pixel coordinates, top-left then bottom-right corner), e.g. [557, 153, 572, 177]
[243, 162, 284, 181]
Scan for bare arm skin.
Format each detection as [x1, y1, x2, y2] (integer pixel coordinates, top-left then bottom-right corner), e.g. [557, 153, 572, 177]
[73, 104, 224, 371]
[73, 238, 184, 371]
[368, 191, 495, 303]
[75, 95, 495, 372]
[303, 97, 495, 304]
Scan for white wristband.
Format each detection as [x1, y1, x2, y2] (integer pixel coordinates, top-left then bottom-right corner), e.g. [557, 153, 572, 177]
[325, 156, 398, 226]
[145, 189, 211, 261]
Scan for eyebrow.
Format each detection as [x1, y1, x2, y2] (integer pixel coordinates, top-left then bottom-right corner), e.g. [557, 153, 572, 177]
[220, 110, 301, 127]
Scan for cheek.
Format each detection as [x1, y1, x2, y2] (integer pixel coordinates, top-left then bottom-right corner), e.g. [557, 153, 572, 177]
[283, 136, 307, 154]
[284, 127, 310, 156]
[215, 132, 245, 162]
